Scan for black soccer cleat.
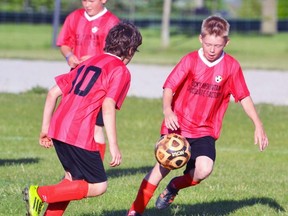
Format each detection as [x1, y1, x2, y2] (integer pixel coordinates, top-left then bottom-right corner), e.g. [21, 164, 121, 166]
[155, 183, 179, 210]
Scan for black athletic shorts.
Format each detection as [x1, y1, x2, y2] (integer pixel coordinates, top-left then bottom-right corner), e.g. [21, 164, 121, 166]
[183, 136, 216, 174]
[96, 108, 104, 126]
[53, 139, 107, 183]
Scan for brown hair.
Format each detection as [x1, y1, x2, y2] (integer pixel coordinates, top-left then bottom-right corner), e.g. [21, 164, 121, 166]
[104, 21, 142, 59]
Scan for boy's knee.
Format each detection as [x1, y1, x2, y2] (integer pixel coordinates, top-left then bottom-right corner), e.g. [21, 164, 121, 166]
[87, 182, 107, 197]
[200, 167, 213, 179]
[194, 164, 213, 180]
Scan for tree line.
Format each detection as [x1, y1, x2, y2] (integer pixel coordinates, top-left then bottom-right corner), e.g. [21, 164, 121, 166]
[1, 0, 287, 19]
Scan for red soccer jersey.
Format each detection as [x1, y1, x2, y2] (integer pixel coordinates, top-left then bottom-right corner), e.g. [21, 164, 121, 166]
[160, 49, 250, 139]
[48, 53, 130, 151]
[57, 8, 119, 58]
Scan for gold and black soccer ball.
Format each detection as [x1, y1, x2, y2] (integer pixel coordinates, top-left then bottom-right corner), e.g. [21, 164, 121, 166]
[155, 133, 191, 170]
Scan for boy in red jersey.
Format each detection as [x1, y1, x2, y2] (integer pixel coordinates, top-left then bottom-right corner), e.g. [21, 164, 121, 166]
[127, 15, 269, 216]
[57, 0, 119, 68]
[23, 21, 142, 216]
[57, 0, 120, 161]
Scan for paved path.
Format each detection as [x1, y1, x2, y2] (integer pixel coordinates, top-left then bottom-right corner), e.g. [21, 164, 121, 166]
[1, 59, 287, 105]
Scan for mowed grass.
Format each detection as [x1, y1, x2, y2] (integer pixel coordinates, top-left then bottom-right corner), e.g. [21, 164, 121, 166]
[0, 24, 288, 70]
[0, 22, 287, 215]
[0, 92, 287, 216]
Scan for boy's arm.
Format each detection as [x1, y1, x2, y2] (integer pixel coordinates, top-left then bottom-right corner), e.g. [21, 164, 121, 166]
[60, 45, 80, 68]
[39, 85, 62, 148]
[102, 97, 121, 167]
[163, 88, 179, 131]
[240, 96, 269, 151]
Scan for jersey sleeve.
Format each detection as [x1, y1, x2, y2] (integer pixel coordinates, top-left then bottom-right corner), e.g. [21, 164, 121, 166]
[56, 12, 75, 48]
[163, 54, 192, 92]
[105, 66, 131, 110]
[54, 69, 76, 95]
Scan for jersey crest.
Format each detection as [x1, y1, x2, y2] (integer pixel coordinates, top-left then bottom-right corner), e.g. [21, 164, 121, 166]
[91, 26, 98, 33]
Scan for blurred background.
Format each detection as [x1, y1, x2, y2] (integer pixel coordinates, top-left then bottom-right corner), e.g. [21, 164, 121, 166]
[0, 0, 287, 70]
[1, 0, 287, 36]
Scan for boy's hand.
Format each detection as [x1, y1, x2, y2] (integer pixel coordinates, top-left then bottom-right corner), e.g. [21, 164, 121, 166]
[80, 55, 92, 63]
[39, 132, 53, 148]
[254, 127, 269, 151]
[164, 109, 179, 131]
[109, 146, 122, 167]
[67, 55, 80, 68]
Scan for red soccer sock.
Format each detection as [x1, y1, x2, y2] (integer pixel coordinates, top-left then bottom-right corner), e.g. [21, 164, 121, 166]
[97, 143, 106, 161]
[38, 179, 88, 203]
[43, 201, 70, 216]
[170, 173, 199, 190]
[128, 179, 157, 214]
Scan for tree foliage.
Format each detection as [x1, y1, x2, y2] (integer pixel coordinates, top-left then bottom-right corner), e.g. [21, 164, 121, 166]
[238, 0, 261, 19]
[0, 0, 81, 12]
[278, 0, 288, 19]
[0, 0, 287, 19]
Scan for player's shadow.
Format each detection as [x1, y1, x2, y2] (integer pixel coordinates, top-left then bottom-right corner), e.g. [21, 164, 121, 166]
[0, 158, 39, 166]
[105, 166, 153, 178]
[165, 197, 286, 215]
[80, 197, 285, 216]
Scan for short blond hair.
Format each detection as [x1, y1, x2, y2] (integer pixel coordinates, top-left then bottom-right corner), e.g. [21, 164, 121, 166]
[201, 15, 230, 41]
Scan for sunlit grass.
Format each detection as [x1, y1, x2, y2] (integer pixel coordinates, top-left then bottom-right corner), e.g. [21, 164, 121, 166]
[0, 24, 288, 70]
[0, 92, 287, 215]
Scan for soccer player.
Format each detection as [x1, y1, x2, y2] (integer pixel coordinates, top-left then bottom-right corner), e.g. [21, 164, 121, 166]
[23, 21, 142, 216]
[127, 15, 269, 216]
[57, 0, 120, 161]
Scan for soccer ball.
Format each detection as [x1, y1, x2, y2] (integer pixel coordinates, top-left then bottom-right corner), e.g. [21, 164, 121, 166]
[155, 133, 191, 170]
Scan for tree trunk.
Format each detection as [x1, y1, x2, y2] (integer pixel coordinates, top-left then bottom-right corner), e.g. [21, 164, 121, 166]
[195, 0, 204, 8]
[261, 0, 278, 35]
[161, 0, 172, 48]
[52, 0, 61, 48]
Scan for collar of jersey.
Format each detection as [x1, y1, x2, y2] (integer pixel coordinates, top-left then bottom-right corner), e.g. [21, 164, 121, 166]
[84, 7, 107, 21]
[198, 48, 224, 67]
[105, 52, 122, 60]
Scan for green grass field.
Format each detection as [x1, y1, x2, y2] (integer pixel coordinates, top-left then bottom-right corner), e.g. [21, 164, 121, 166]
[0, 92, 287, 216]
[0, 23, 287, 215]
[0, 24, 288, 70]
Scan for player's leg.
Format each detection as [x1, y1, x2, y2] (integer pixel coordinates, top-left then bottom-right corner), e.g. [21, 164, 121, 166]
[43, 176, 71, 216]
[86, 181, 107, 197]
[37, 179, 107, 203]
[155, 136, 216, 209]
[127, 163, 170, 215]
[95, 109, 106, 161]
[44, 201, 70, 216]
[39, 181, 107, 216]
[191, 155, 214, 181]
[23, 142, 72, 216]
[25, 139, 106, 215]
[23, 170, 74, 216]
